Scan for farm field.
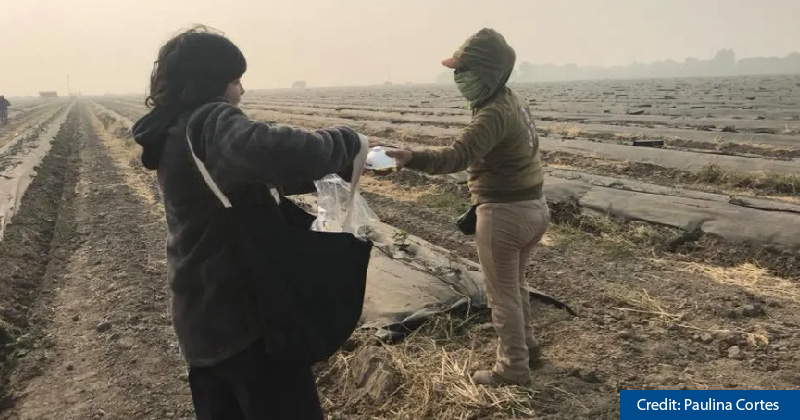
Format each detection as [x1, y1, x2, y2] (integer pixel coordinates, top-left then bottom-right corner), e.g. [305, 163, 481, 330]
[0, 75, 799, 419]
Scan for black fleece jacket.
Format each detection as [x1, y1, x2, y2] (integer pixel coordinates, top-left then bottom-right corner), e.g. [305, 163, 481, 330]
[133, 101, 361, 366]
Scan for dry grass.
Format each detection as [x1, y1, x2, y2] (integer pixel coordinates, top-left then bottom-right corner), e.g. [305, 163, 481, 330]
[671, 261, 799, 303]
[544, 125, 635, 143]
[557, 125, 587, 139]
[360, 177, 425, 203]
[694, 164, 800, 195]
[417, 188, 472, 216]
[602, 283, 682, 321]
[547, 199, 674, 258]
[781, 124, 800, 136]
[363, 170, 473, 217]
[318, 315, 538, 419]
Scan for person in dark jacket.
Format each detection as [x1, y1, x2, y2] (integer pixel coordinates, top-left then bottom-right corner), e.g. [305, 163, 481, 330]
[0, 96, 10, 125]
[132, 26, 366, 420]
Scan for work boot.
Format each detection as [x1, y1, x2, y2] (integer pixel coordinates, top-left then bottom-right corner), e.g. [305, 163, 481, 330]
[472, 370, 531, 387]
[527, 337, 543, 366]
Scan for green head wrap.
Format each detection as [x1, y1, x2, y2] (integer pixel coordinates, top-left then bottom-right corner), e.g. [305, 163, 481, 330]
[454, 70, 492, 109]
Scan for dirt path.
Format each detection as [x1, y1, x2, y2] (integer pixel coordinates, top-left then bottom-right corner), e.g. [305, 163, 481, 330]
[0, 102, 191, 420]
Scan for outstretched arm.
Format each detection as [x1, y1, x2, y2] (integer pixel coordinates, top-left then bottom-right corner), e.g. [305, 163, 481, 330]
[386, 107, 505, 175]
[188, 102, 362, 193]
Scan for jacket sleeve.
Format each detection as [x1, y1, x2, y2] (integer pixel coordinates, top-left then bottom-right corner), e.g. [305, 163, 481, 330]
[406, 107, 505, 175]
[190, 103, 361, 193]
[282, 162, 356, 196]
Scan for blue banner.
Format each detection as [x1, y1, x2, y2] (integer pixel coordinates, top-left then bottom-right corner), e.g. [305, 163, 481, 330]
[621, 391, 800, 419]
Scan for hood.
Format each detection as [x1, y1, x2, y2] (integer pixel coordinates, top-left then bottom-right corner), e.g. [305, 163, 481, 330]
[132, 97, 228, 170]
[132, 106, 184, 170]
[453, 28, 516, 100]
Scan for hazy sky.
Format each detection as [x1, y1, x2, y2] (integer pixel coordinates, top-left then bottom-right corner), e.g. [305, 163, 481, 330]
[1, 0, 799, 96]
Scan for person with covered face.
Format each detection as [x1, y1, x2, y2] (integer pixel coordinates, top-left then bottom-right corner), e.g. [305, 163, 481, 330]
[385, 28, 549, 386]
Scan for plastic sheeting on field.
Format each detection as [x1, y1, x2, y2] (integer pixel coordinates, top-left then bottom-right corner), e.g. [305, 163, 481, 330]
[546, 170, 800, 253]
[540, 137, 798, 174]
[0, 105, 71, 241]
[437, 168, 800, 253]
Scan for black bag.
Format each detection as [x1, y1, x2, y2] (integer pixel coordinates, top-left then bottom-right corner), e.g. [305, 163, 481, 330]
[187, 130, 372, 364]
[456, 205, 478, 235]
[233, 197, 372, 364]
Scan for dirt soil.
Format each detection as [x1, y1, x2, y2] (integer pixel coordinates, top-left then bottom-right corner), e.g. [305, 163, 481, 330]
[0, 103, 192, 420]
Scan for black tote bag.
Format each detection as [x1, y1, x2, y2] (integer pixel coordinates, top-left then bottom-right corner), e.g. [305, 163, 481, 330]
[187, 130, 372, 364]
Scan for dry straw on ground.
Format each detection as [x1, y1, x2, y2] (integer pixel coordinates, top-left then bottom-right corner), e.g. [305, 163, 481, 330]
[318, 315, 538, 419]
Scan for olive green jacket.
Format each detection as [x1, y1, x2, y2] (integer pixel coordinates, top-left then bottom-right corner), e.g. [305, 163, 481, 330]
[408, 29, 544, 204]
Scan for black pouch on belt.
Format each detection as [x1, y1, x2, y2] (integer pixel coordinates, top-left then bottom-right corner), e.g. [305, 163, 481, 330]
[456, 205, 478, 235]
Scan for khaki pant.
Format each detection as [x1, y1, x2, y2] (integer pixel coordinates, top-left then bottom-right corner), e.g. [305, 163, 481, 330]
[476, 198, 550, 382]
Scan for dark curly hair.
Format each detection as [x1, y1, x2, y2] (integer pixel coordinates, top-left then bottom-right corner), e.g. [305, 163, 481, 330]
[146, 26, 246, 109]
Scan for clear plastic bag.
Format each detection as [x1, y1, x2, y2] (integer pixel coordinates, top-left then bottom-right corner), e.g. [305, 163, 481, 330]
[311, 174, 378, 238]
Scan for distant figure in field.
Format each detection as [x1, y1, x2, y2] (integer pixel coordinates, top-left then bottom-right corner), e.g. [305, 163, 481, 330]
[0, 95, 10, 126]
